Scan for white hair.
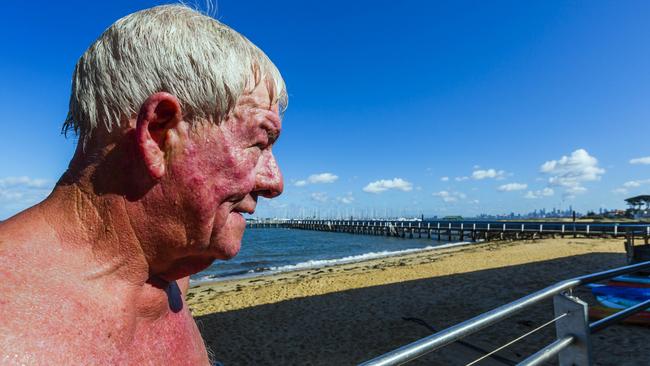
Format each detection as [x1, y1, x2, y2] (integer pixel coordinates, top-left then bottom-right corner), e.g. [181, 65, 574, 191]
[63, 4, 287, 145]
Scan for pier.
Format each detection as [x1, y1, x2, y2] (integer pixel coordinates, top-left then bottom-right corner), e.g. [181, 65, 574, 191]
[247, 219, 650, 243]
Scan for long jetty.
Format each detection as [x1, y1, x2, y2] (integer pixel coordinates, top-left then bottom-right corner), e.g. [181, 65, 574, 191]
[247, 219, 650, 243]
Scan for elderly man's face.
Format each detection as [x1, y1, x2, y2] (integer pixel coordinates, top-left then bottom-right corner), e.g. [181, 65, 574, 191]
[157, 83, 283, 280]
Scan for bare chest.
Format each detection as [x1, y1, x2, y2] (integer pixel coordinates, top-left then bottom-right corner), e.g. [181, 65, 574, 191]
[1, 284, 208, 365]
[120, 308, 209, 366]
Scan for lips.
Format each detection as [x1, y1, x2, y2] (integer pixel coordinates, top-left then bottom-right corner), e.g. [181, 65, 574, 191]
[233, 195, 257, 214]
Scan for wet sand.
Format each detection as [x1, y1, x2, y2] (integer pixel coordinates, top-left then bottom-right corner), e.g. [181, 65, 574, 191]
[188, 237, 649, 365]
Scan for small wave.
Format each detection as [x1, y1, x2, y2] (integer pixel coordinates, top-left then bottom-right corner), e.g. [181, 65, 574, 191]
[190, 240, 474, 287]
[265, 241, 473, 272]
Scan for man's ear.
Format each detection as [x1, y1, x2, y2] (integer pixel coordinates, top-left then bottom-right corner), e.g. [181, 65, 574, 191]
[136, 92, 182, 179]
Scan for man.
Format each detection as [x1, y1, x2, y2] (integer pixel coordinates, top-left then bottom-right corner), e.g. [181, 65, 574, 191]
[0, 5, 285, 365]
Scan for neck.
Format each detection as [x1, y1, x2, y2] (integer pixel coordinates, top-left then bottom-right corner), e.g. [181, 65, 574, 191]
[35, 182, 182, 318]
[38, 177, 150, 287]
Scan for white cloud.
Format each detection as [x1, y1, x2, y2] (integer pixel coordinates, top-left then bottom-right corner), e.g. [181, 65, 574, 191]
[433, 190, 466, 203]
[0, 176, 54, 219]
[363, 178, 413, 194]
[524, 188, 555, 199]
[622, 179, 650, 188]
[0, 176, 50, 188]
[471, 168, 506, 180]
[294, 173, 338, 187]
[610, 179, 650, 195]
[336, 192, 354, 204]
[308, 173, 338, 184]
[455, 176, 469, 182]
[630, 157, 650, 165]
[440, 176, 449, 182]
[259, 196, 289, 209]
[497, 183, 528, 192]
[310, 192, 328, 203]
[540, 149, 604, 195]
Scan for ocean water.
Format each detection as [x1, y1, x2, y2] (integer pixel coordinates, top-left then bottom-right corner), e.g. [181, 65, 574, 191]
[190, 228, 462, 285]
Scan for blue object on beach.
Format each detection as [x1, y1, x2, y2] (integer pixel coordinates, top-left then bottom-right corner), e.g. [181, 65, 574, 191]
[591, 285, 650, 302]
[592, 284, 650, 311]
[595, 295, 650, 310]
[612, 274, 650, 284]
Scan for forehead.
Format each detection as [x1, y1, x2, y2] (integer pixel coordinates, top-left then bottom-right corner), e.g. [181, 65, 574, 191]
[237, 82, 275, 110]
[233, 83, 282, 128]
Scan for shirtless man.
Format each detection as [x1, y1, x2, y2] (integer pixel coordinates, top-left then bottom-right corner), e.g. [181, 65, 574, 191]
[0, 5, 285, 365]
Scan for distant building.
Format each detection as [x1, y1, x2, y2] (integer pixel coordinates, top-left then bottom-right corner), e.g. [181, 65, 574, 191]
[442, 215, 463, 221]
[625, 195, 650, 218]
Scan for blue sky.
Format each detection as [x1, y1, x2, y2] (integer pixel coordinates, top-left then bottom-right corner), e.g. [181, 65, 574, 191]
[1, 0, 650, 219]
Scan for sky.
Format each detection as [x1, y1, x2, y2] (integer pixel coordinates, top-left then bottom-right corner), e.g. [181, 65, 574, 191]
[1, 0, 650, 219]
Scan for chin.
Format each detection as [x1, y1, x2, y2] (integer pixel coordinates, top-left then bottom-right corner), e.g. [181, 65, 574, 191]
[211, 212, 246, 259]
[158, 256, 217, 283]
[215, 240, 242, 260]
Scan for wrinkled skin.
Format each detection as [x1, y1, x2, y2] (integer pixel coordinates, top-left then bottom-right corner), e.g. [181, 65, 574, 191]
[0, 82, 283, 365]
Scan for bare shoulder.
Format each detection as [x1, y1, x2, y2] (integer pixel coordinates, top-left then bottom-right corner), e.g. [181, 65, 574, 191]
[0, 213, 119, 364]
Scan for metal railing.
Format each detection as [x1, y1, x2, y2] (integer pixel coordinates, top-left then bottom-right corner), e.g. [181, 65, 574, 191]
[359, 260, 650, 366]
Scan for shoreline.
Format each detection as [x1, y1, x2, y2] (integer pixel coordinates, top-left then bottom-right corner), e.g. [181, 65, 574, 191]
[188, 237, 648, 365]
[188, 237, 627, 315]
[189, 239, 477, 287]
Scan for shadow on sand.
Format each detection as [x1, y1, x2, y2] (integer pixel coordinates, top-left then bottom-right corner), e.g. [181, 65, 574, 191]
[195, 252, 649, 366]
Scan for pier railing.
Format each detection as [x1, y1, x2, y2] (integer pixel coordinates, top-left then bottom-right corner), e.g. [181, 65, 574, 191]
[358, 259, 650, 366]
[248, 219, 650, 242]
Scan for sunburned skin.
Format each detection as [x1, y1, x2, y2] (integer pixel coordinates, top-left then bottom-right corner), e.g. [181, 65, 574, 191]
[0, 81, 283, 365]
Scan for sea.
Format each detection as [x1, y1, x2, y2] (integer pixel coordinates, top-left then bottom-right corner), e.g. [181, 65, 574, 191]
[189, 227, 465, 285]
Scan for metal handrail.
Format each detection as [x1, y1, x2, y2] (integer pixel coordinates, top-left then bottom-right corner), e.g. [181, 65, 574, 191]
[518, 336, 575, 366]
[359, 260, 650, 366]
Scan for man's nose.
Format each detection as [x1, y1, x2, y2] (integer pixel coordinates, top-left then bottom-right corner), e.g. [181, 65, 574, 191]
[254, 152, 283, 198]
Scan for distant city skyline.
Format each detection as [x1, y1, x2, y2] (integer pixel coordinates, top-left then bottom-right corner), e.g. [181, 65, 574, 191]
[2, 1, 650, 220]
[248, 203, 630, 221]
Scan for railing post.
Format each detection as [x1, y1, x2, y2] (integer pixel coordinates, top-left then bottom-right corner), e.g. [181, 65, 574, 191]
[553, 294, 592, 366]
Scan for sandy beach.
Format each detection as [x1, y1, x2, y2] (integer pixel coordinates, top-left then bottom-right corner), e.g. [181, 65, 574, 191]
[188, 237, 649, 365]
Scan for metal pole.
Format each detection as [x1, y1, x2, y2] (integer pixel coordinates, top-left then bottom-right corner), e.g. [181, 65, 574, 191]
[518, 336, 574, 366]
[358, 279, 580, 366]
[553, 295, 591, 365]
[358, 260, 650, 366]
